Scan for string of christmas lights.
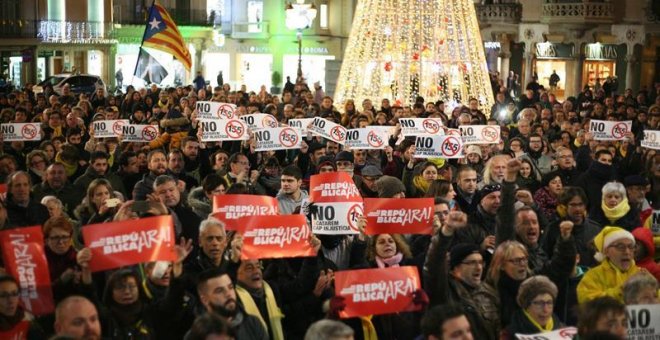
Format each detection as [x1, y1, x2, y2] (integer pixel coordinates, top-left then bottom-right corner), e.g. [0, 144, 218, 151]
[334, 0, 495, 115]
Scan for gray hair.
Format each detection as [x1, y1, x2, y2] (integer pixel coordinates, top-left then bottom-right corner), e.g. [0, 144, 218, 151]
[304, 320, 354, 340]
[40, 195, 63, 208]
[199, 216, 226, 236]
[601, 181, 626, 198]
[623, 271, 658, 304]
[153, 175, 177, 190]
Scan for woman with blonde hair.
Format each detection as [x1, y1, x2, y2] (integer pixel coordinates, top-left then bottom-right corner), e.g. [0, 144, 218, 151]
[74, 178, 121, 226]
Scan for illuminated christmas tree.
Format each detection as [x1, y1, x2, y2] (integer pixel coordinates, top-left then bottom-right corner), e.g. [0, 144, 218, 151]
[334, 0, 494, 115]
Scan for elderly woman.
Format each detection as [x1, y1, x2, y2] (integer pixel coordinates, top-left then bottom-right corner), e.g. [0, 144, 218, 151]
[402, 160, 438, 197]
[501, 276, 564, 339]
[623, 271, 659, 305]
[0, 275, 45, 338]
[577, 226, 640, 303]
[533, 171, 563, 223]
[592, 181, 640, 231]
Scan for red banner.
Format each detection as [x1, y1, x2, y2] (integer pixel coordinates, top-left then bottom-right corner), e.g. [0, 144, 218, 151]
[0, 226, 54, 315]
[309, 172, 362, 203]
[364, 198, 434, 235]
[212, 194, 279, 231]
[334, 266, 422, 318]
[236, 215, 315, 260]
[82, 216, 176, 272]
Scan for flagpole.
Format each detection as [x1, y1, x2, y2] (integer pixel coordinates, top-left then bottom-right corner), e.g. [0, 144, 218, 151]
[131, 0, 157, 82]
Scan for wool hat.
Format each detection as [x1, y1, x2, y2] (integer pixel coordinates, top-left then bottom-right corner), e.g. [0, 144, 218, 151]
[361, 165, 383, 177]
[335, 151, 354, 163]
[593, 226, 635, 262]
[516, 276, 558, 308]
[376, 176, 406, 198]
[449, 243, 481, 269]
[624, 175, 649, 187]
[465, 145, 482, 157]
[479, 184, 501, 200]
[316, 156, 336, 171]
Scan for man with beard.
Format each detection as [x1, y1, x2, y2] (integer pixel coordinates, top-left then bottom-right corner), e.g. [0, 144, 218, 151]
[520, 133, 553, 177]
[134, 149, 169, 200]
[196, 269, 268, 340]
[168, 148, 199, 192]
[54, 296, 102, 340]
[454, 166, 479, 214]
[32, 162, 82, 216]
[542, 186, 601, 267]
[74, 151, 126, 198]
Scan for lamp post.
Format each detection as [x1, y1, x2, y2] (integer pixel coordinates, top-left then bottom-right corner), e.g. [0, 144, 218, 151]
[285, 0, 317, 84]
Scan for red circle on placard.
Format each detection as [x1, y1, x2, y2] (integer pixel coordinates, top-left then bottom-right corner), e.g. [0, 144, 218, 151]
[447, 129, 461, 136]
[279, 127, 298, 147]
[112, 120, 126, 135]
[217, 104, 234, 119]
[21, 124, 37, 139]
[347, 204, 364, 232]
[142, 125, 158, 141]
[263, 115, 278, 128]
[422, 118, 440, 134]
[367, 130, 384, 148]
[481, 126, 498, 142]
[611, 122, 627, 139]
[441, 136, 461, 157]
[330, 126, 347, 142]
[225, 120, 244, 139]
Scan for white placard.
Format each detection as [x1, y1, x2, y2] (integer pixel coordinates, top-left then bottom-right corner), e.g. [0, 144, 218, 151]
[344, 128, 388, 150]
[311, 202, 362, 235]
[199, 119, 249, 141]
[589, 119, 632, 141]
[371, 125, 396, 136]
[626, 304, 660, 339]
[459, 125, 501, 144]
[641, 130, 660, 150]
[0, 123, 41, 141]
[93, 120, 129, 138]
[399, 118, 444, 137]
[254, 127, 302, 151]
[120, 124, 159, 143]
[414, 135, 464, 159]
[515, 327, 578, 340]
[308, 117, 347, 145]
[195, 101, 236, 119]
[651, 210, 660, 236]
[287, 118, 314, 134]
[240, 113, 279, 130]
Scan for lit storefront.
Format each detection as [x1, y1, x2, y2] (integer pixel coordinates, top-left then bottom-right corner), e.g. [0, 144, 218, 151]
[582, 43, 626, 90]
[533, 42, 574, 99]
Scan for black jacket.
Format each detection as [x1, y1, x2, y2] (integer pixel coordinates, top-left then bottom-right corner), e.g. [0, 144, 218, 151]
[575, 161, 616, 216]
[501, 309, 563, 340]
[5, 197, 49, 228]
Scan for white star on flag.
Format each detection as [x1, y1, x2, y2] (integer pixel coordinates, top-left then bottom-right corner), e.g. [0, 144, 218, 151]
[149, 18, 161, 30]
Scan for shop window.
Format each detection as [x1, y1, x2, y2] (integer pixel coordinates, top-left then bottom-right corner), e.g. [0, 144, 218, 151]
[320, 3, 328, 29]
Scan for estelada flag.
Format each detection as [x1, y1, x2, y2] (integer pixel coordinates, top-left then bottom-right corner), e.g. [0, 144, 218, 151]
[83, 216, 176, 272]
[212, 194, 279, 231]
[364, 198, 434, 235]
[334, 266, 422, 318]
[141, 2, 192, 71]
[309, 172, 362, 203]
[236, 215, 316, 260]
[0, 226, 54, 315]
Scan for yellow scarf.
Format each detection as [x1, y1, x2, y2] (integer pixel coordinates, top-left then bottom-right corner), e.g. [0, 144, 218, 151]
[55, 153, 78, 178]
[413, 175, 430, 194]
[236, 283, 284, 340]
[573, 139, 582, 148]
[601, 198, 630, 223]
[556, 204, 567, 218]
[523, 310, 554, 332]
[360, 315, 378, 340]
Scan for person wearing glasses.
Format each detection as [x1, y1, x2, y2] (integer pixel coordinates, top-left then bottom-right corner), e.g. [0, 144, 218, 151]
[43, 216, 79, 300]
[501, 276, 563, 339]
[0, 275, 46, 338]
[577, 226, 639, 304]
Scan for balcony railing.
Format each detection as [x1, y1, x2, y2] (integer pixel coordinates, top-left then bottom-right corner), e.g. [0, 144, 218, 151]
[475, 4, 522, 24]
[231, 21, 269, 40]
[541, 2, 614, 24]
[0, 19, 37, 38]
[0, 20, 114, 42]
[113, 8, 213, 26]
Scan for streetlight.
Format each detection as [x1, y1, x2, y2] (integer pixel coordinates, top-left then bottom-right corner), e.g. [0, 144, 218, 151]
[285, 0, 317, 84]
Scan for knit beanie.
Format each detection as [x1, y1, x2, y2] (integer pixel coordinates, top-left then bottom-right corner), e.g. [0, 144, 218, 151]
[449, 243, 481, 269]
[593, 226, 635, 262]
[516, 275, 558, 308]
[376, 176, 406, 198]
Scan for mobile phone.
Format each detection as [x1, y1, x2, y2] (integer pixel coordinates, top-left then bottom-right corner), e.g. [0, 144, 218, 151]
[132, 201, 150, 213]
[105, 198, 121, 208]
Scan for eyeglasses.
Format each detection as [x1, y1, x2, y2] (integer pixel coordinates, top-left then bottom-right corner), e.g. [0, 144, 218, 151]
[0, 291, 20, 299]
[507, 257, 528, 266]
[531, 300, 554, 308]
[48, 235, 71, 242]
[609, 243, 635, 252]
[461, 259, 484, 267]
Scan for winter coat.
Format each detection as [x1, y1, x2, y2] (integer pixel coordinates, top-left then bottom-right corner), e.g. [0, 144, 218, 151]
[542, 218, 601, 268]
[73, 167, 127, 198]
[501, 309, 563, 340]
[32, 181, 83, 217]
[632, 227, 660, 282]
[591, 205, 641, 232]
[575, 161, 616, 216]
[577, 259, 640, 304]
[555, 266, 586, 326]
[5, 196, 49, 228]
[187, 187, 212, 219]
[133, 171, 160, 201]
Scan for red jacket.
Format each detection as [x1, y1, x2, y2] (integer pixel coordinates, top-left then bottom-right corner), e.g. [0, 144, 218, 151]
[632, 227, 660, 282]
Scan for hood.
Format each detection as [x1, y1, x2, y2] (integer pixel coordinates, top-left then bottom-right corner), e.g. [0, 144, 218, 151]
[632, 227, 655, 260]
[187, 186, 210, 210]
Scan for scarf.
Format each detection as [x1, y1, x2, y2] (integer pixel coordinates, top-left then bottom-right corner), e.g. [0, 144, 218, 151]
[523, 310, 554, 332]
[556, 204, 567, 218]
[360, 315, 378, 340]
[375, 253, 403, 268]
[55, 153, 78, 178]
[109, 300, 143, 328]
[413, 175, 431, 194]
[236, 282, 284, 340]
[601, 198, 630, 223]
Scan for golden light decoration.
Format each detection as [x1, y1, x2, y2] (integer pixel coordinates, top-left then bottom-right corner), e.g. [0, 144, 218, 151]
[334, 0, 495, 116]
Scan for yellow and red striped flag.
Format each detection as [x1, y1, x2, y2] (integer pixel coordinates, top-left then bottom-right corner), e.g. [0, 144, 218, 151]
[141, 2, 192, 71]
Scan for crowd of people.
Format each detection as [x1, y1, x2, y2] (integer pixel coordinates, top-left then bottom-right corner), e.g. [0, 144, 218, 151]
[0, 73, 657, 340]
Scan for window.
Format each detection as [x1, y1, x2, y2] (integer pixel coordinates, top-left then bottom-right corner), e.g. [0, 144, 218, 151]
[320, 3, 328, 29]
